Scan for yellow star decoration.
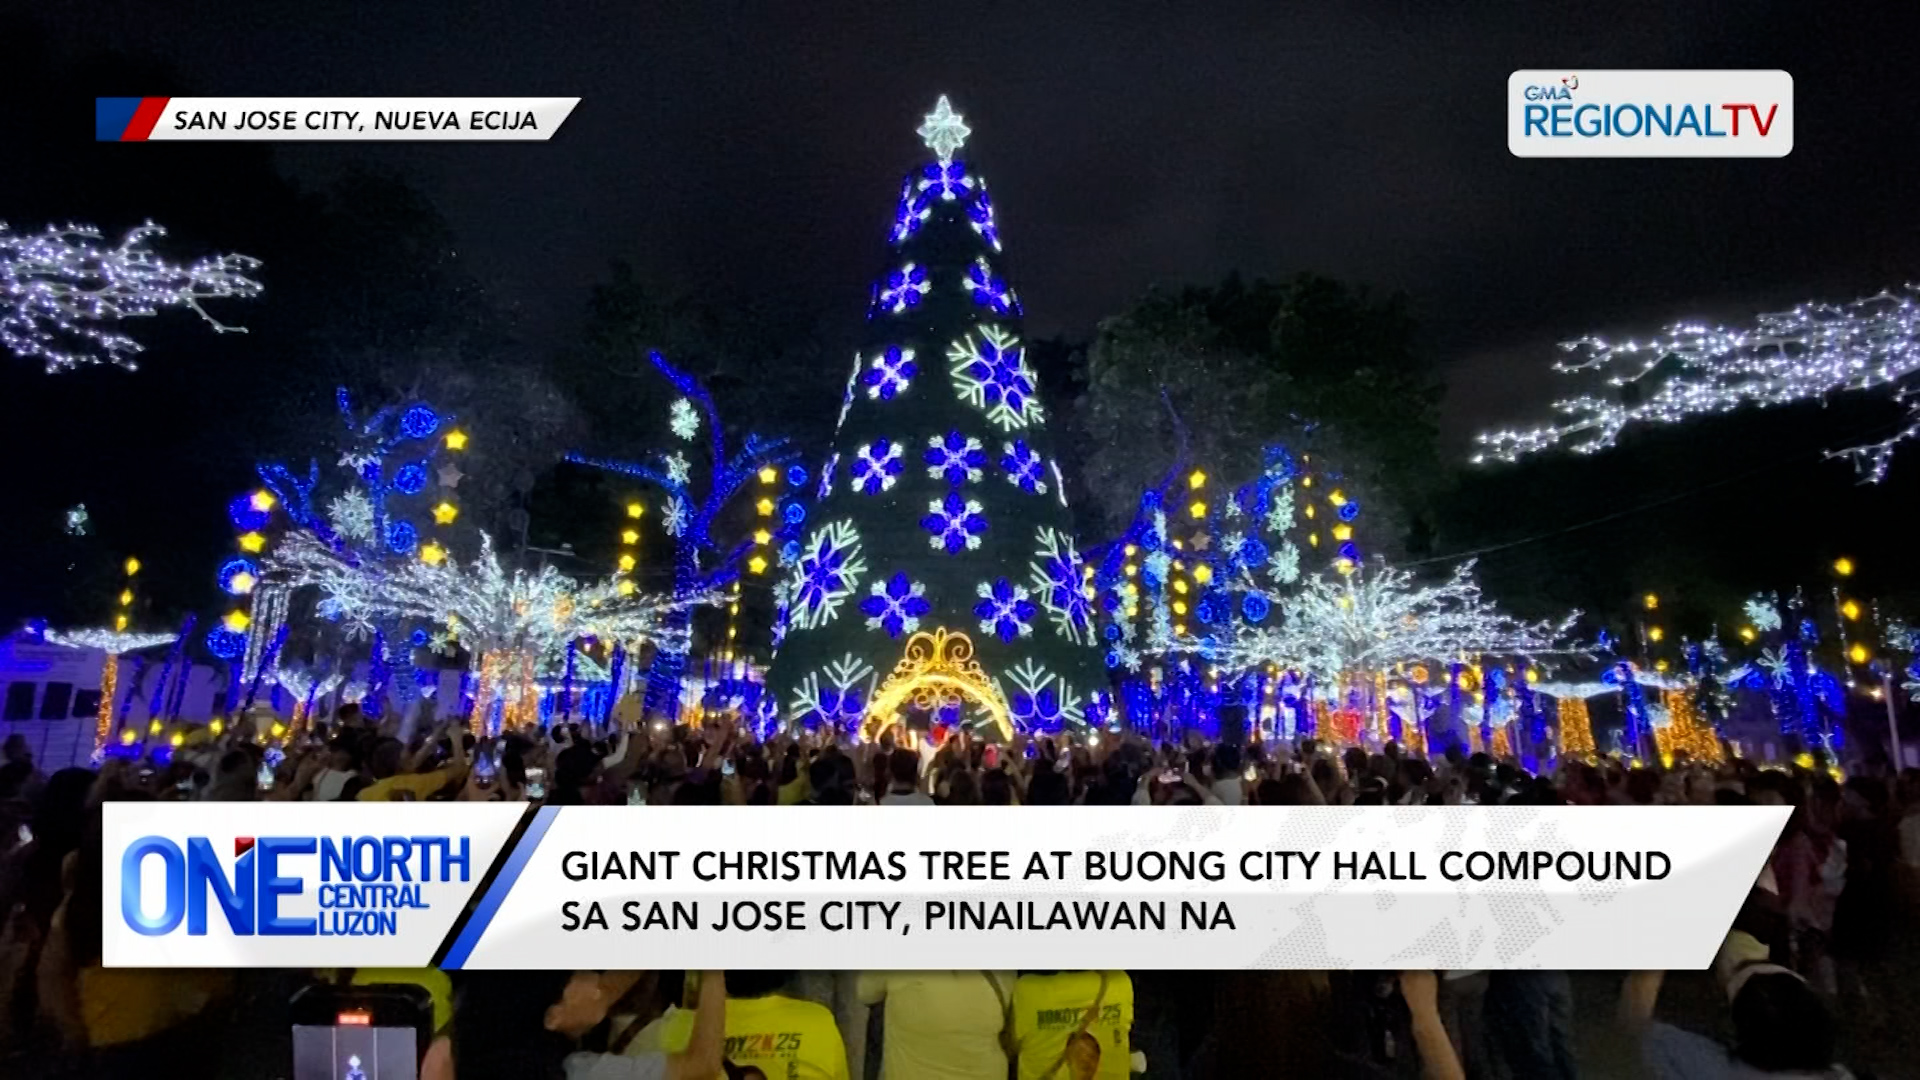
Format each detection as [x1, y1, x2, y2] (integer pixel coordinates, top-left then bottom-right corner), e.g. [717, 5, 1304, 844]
[223, 610, 250, 632]
[432, 502, 459, 525]
[444, 429, 469, 451]
[238, 532, 266, 553]
[420, 542, 447, 566]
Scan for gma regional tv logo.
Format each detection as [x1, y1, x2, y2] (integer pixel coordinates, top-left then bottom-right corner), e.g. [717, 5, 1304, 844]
[120, 834, 470, 937]
[1508, 70, 1792, 157]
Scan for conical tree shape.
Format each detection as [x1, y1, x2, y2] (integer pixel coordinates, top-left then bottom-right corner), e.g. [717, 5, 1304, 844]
[768, 97, 1108, 740]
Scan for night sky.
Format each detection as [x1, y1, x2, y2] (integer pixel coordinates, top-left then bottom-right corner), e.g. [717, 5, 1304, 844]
[10, 2, 1920, 628]
[35, 0, 1920, 448]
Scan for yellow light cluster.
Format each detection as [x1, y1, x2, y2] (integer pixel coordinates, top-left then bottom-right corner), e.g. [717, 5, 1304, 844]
[750, 464, 777, 575]
[1652, 689, 1722, 764]
[617, 497, 642, 593]
[1556, 696, 1596, 757]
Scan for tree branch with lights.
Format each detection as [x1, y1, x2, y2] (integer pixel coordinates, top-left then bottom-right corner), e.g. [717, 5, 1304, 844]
[1, 220, 262, 372]
[1475, 285, 1920, 482]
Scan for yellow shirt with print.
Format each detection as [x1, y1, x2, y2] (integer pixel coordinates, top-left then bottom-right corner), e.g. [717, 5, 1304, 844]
[356, 768, 456, 801]
[856, 971, 1012, 1080]
[1011, 971, 1133, 1080]
[657, 993, 849, 1080]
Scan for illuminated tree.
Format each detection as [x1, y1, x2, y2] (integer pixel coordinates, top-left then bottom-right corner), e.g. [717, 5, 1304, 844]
[1475, 285, 1920, 482]
[1, 220, 261, 371]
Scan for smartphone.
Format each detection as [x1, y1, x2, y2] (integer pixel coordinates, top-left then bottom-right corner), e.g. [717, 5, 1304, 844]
[1159, 769, 1183, 784]
[721, 759, 736, 777]
[291, 982, 433, 1080]
[524, 766, 546, 801]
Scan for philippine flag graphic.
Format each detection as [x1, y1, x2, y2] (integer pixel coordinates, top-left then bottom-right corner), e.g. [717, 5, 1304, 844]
[96, 97, 172, 141]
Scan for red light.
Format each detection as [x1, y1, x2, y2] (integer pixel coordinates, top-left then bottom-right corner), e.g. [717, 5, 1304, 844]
[337, 1011, 372, 1026]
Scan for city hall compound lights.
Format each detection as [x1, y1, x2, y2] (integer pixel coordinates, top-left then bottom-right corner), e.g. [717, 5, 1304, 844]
[1474, 283, 1920, 482]
[0, 219, 261, 371]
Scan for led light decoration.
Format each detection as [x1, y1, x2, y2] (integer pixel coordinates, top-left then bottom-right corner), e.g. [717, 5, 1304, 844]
[967, 257, 1020, 315]
[922, 491, 989, 553]
[861, 572, 932, 638]
[925, 431, 987, 485]
[852, 440, 905, 494]
[948, 325, 1042, 430]
[877, 263, 930, 313]
[974, 578, 1037, 642]
[669, 398, 700, 441]
[916, 94, 971, 162]
[1029, 527, 1093, 645]
[1, 220, 262, 371]
[1475, 284, 1920, 482]
[862, 346, 918, 400]
[1000, 439, 1048, 494]
[786, 520, 868, 631]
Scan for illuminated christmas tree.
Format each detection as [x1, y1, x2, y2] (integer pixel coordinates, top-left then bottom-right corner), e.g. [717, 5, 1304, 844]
[766, 98, 1107, 739]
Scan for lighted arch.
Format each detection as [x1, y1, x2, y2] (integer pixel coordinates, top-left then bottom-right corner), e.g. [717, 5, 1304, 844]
[861, 627, 1013, 742]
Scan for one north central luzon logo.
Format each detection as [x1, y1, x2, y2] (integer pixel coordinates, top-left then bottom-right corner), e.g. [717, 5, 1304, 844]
[120, 835, 469, 937]
[1521, 75, 1781, 140]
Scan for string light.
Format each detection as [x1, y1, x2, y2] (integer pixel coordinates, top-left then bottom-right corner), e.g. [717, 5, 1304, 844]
[1653, 688, 1722, 763]
[1475, 285, 1920, 481]
[0, 220, 261, 371]
[1557, 696, 1596, 756]
[1834, 557, 1855, 577]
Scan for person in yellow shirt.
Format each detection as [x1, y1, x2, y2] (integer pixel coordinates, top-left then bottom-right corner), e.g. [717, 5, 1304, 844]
[854, 971, 1013, 1080]
[656, 970, 848, 1080]
[1010, 971, 1133, 1080]
[357, 725, 467, 802]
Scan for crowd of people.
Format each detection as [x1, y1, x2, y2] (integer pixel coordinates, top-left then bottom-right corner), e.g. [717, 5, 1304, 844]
[0, 706, 1912, 1078]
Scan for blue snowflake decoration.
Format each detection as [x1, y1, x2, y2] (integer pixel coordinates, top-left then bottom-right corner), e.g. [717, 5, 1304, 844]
[410, 628, 430, 648]
[925, 431, 987, 485]
[860, 572, 932, 638]
[228, 493, 270, 532]
[1012, 684, 1065, 729]
[392, 461, 429, 495]
[914, 160, 973, 207]
[217, 557, 259, 596]
[788, 521, 868, 630]
[967, 257, 1020, 315]
[923, 491, 989, 554]
[1000, 439, 1048, 493]
[400, 405, 441, 440]
[1242, 593, 1271, 622]
[851, 440, 904, 494]
[968, 184, 1001, 251]
[385, 520, 418, 555]
[948, 326, 1042, 430]
[974, 578, 1037, 642]
[1028, 527, 1093, 645]
[889, 178, 930, 243]
[861, 346, 918, 400]
[877, 263, 930, 314]
[204, 627, 245, 660]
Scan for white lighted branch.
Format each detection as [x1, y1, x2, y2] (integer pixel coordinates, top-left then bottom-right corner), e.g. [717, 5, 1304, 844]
[1474, 285, 1920, 481]
[1, 220, 263, 372]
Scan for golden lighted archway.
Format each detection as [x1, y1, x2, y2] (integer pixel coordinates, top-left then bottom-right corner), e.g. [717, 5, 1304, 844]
[862, 627, 1013, 741]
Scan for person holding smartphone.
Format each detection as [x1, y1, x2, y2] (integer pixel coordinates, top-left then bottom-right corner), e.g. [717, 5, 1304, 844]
[421, 970, 728, 1080]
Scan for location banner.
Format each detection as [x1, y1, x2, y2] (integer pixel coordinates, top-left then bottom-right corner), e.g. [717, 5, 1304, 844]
[95, 97, 580, 141]
[105, 804, 1787, 971]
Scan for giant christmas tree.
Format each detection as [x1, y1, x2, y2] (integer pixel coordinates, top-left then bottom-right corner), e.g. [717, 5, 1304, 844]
[767, 97, 1108, 740]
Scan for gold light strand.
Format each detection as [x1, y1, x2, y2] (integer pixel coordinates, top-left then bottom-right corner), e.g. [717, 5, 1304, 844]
[96, 557, 141, 749]
[749, 466, 776, 578]
[618, 498, 644, 596]
[1654, 688, 1723, 764]
[1557, 696, 1595, 757]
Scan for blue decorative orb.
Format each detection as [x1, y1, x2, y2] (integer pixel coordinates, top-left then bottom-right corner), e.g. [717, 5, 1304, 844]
[228, 493, 269, 532]
[780, 540, 801, 563]
[1337, 541, 1360, 562]
[400, 405, 441, 440]
[782, 501, 805, 525]
[386, 520, 418, 555]
[392, 462, 429, 495]
[1195, 596, 1222, 625]
[1103, 624, 1122, 641]
[1242, 593, 1271, 622]
[1238, 537, 1269, 569]
[217, 557, 260, 595]
[1105, 649, 1122, 669]
[786, 465, 809, 487]
[410, 628, 430, 648]
[1339, 501, 1361, 522]
[205, 627, 245, 659]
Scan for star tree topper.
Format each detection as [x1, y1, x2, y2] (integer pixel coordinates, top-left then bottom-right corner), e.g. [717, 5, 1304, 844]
[917, 96, 971, 163]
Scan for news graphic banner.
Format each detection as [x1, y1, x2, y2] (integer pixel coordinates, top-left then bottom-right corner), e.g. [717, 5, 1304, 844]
[95, 98, 580, 141]
[1508, 70, 1792, 157]
[105, 804, 1788, 971]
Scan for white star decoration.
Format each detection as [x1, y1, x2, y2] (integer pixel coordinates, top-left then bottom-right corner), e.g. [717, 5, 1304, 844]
[917, 95, 971, 163]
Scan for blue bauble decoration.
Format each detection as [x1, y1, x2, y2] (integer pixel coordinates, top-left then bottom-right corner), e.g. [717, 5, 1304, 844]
[386, 520, 418, 555]
[1242, 593, 1271, 622]
[205, 627, 245, 659]
[410, 628, 430, 648]
[1339, 501, 1361, 522]
[400, 405, 441, 440]
[786, 465, 809, 487]
[228, 494, 269, 532]
[392, 461, 429, 495]
[217, 557, 260, 596]
[782, 501, 806, 526]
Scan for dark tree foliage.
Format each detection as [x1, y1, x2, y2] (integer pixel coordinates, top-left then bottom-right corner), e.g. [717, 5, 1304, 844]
[1074, 273, 1441, 554]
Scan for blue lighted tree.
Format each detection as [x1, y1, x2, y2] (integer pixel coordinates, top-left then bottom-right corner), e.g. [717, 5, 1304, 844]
[568, 350, 796, 718]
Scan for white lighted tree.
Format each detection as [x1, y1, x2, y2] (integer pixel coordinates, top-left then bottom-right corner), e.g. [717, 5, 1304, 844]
[2, 220, 262, 371]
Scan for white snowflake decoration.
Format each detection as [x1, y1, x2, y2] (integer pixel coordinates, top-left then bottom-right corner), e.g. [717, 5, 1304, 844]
[862, 346, 918, 400]
[925, 431, 986, 485]
[669, 398, 700, 441]
[1744, 594, 1783, 633]
[1000, 658, 1086, 731]
[1029, 527, 1094, 645]
[787, 520, 868, 630]
[916, 95, 971, 163]
[789, 654, 877, 729]
[326, 490, 376, 541]
[664, 451, 691, 485]
[852, 440, 904, 494]
[1265, 486, 1296, 533]
[860, 572, 931, 638]
[1268, 544, 1302, 586]
[877, 262, 930, 314]
[948, 325, 1043, 430]
[663, 495, 689, 537]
